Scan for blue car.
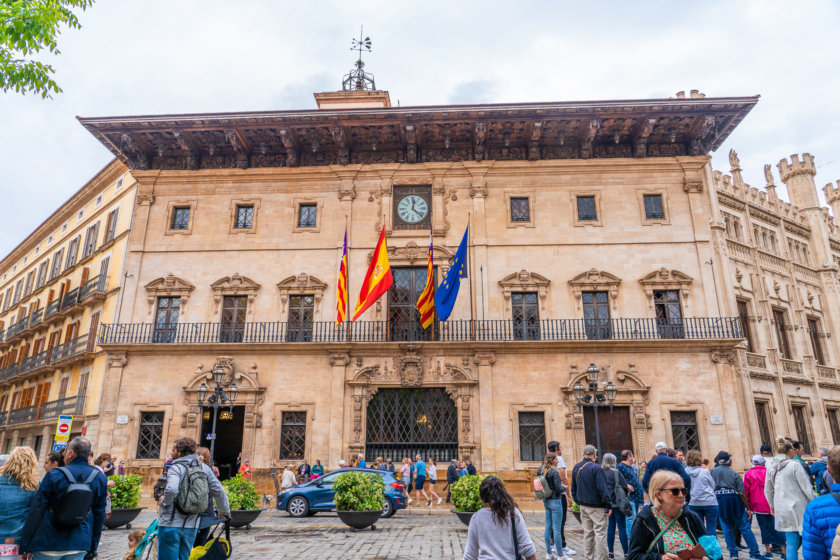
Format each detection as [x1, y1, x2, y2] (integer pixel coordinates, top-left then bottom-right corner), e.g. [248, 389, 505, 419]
[276, 467, 408, 518]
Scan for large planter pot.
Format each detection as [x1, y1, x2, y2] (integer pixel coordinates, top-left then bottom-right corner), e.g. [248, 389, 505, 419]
[452, 509, 476, 527]
[228, 508, 265, 529]
[336, 510, 383, 531]
[104, 507, 145, 530]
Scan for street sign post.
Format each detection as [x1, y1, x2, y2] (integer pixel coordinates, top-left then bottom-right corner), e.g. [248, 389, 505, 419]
[55, 415, 73, 442]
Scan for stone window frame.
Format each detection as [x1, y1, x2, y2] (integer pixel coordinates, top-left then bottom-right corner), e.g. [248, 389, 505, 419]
[753, 396, 776, 447]
[498, 270, 550, 317]
[144, 274, 195, 316]
[229, 198, 261, 234]
[210, 274, 261, 316]
[509, 403, 554, 468]
[637, 189, 671, 226]
[659, 401, 708, 456]
[276, 273, 327, 322]
[505, 192, 535, 228]
[272, 401, 315, 466]
[569, 268, 622, 314]
[788, 398, 815, 455]
[571, 191, 603, 227]
[292, 197, 324, 233]
[164, 200, 196, 236]
[639, 267, 693, 315]
[127, 404, 175, 467]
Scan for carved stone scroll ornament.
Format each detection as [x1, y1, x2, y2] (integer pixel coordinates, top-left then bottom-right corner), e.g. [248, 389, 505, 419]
[211, 273, 261, 314]
[145, 273, 195, 314]
[639, 268, 693, 310]
[276, 273, 327, 317]
[569, 268, 621, 312]
[499, 270, 550, 312]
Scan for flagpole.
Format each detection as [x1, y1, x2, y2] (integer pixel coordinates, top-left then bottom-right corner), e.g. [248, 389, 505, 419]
[468, 212, 475, 340]
[344, 214, 350, 342]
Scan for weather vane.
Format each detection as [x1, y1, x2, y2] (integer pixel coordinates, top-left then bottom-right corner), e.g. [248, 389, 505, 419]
[342, 26, 376, 91]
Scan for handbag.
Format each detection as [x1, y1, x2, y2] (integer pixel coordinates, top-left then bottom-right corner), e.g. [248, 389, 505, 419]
[189, 520, 232, 560]
[511, 510, 523, 560]
[613, 471, 633, 516]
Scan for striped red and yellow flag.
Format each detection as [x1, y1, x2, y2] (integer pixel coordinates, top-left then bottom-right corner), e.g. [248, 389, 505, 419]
[416, 228, 435, 329]
[335, 228, 348, 325]
[352, 226, 393, 321]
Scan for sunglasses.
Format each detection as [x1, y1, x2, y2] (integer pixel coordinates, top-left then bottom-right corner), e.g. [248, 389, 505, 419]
[660, 487, 688, 496]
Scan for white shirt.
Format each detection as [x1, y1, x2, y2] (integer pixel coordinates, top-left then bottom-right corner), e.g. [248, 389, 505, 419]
[281, 469, 297, 489]
[429, 463, 438, 481]
[556, 455, 566, 470]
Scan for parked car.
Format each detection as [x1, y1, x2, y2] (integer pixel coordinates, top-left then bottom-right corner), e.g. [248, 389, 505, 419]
[276, 467, 408, 518]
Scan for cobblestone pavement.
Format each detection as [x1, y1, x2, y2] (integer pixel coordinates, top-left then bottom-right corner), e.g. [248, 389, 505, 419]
[98, 507, 737, 560]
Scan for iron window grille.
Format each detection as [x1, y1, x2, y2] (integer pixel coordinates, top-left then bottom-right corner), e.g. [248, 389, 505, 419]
[136, 411, 164, 459]
[171, 207, 191, 230]
[220, 295, 248, 343]
[510, 197, 531, 222]
[518, 411, 546, 462]
[577, 196, 597, 221]
[297, 204, 317, 228]
[512, 292, 540, 340]
[670, 410, 699, 453]
[388, 267, 436, 342]
[287, 294, 315, 342]
[235, 205, 254, 229]
[643, 195, 665, 219]
[279, 411, 307, 460]
[153, 297, 180, 343]
[583, 291, 611, 340]
[654, 290, 684, 339]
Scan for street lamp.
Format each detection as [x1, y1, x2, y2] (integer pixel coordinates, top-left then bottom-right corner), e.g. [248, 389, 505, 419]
[196, 364, 239, 466]
[572, 362, 617, 457]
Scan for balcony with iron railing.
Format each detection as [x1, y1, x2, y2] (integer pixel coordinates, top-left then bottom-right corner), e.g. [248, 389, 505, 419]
[79, 274, 106, 301]
[5, 315, 30, 342]
[99, 317, 743, 346]
[19, 348, 52, 377]
[0, 362, 20, 382]
[50, 333, 93, 366]
[3, 394, 85, 426]
[43, 298, 61, 323]
[60, 287, 81, 312]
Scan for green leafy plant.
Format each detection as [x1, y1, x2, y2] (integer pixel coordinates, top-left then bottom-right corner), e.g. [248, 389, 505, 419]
[570, 501, 580, 512]
[333, 471, 385, 512]
[222, 473, 259, 510]
[451, 474, 494, 512]
[108, 474, 142, 509]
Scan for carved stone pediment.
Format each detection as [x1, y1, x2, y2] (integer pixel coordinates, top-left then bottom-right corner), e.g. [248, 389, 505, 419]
[211, 273, 261, 312]
[371, 241, 454, 266]
[639, 268, 693, 309]
[276, 273, 327, 317]
[569, 269, 621, 311]
[499, 270, 550, 311]
[144, 273, 195, 314]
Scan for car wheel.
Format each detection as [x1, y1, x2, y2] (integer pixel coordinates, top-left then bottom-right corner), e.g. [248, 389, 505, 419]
[380, 498, 394, 518]
[287, 496, 310, 517]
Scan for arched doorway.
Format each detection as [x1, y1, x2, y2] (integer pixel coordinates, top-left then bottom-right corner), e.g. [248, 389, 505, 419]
[365, 388, 458, 462]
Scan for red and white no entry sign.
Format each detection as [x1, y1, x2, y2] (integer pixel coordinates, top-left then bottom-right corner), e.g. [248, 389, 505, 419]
[55, 415, 73, 440]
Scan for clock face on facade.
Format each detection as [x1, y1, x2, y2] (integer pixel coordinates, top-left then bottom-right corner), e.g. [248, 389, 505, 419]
[397, 194, 429, 223]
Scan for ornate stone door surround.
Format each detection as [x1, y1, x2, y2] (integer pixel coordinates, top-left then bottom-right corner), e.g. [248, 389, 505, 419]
[347, 344, 478, 460]
[182, 356, 266, 462]
[561, 362, 651, 460]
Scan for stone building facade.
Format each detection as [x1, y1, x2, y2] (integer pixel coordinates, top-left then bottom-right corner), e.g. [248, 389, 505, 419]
[0, 160, 136, 458]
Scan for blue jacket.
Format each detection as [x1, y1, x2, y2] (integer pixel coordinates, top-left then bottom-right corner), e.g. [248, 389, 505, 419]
[802, 483, 840, 560]
[641, 453, 691, 492]
[20, 457, 107, 555]
[0, 474, 36, 543]
[571, 458, 613, 508]
[810, 459, 827, 492]
[618, 462, 644, 504]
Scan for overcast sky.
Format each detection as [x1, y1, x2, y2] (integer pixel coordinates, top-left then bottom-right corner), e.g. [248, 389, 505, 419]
[1, 0, 839, 258]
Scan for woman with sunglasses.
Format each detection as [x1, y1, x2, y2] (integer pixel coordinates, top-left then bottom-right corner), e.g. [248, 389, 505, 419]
[628, 470, 708, 560]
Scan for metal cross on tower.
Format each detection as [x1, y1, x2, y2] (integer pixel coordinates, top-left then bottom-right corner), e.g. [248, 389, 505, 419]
[342, 26, 376, 91]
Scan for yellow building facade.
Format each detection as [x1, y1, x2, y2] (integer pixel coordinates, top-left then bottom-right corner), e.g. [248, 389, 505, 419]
[0, 160, 136, 458]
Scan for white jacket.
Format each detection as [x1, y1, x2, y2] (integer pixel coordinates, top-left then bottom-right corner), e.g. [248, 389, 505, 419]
[764, 455, 815, 532]
[281, 469, 297, 489]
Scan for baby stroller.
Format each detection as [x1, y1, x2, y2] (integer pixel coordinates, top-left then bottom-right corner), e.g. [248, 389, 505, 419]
[134, 519, 159, 560]
[189, 519, 232, 560]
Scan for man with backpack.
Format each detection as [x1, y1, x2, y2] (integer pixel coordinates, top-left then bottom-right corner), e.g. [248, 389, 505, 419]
[159, 437, 230, 560]
[19, 437, 107, 560]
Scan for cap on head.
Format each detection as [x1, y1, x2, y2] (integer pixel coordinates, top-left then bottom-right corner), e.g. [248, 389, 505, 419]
[752, 455, 765, 466]
[655, 442, 668, 451]
[714, 451, 732, 465]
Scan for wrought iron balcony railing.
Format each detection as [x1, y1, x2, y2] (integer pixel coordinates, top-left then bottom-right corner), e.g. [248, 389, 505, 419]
[3, 395, 85, 426]
[61, 287, 80, 310]
[44, 298, 61, 319]
[0, 362, 20, 382]
[50, 333, 91, 363]
[79, 274, 106, 300]
[99, 317, 742, 345]
[19, 348, 51, 375]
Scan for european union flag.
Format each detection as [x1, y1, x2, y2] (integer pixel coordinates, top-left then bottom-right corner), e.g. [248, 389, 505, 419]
[435, 226, 468, 321]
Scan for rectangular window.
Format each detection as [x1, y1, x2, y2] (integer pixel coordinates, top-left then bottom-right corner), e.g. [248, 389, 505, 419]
[49, 249, 63, 281]
[65, 236, 80, 270]
[12, 279, 23, 305]
[153, 296, 181, 343]
[58, 376, 70, 399]
[791, 404, 812, 455]
[670, 410, 699, 453]
[755, 401, 772, 446]
[387, 267, 436, 342]
[104, 208, 119, 242]
[82, 223, 99, 258]
[297, 204, 317, 228]
[808, 317, 825, 365]
[33, 435, 42, 457]
[518, 411, 546, 462]
[654, 290, 684, 339]
[512, 292, 540, 341]
[136, 411, 164, 459]
[737, 299, 754, 353]
[279, 411, 306, 460]
[220, 295, 247, 343]
[170, 207, 191, 230]
[576, 196, 597, 221]
[773, 309, 792, 359]
[234, 205, 254, 229]
[582, 291, 611, 340]
[286, 294, 314, 342]
[643, 194, 665, 219]
[510, 197, 531, 223]
[36, 261, 48, 289]
[77, 368, 89, 396]
[23, 270, 36, 298]
[827, 408, 840, 445]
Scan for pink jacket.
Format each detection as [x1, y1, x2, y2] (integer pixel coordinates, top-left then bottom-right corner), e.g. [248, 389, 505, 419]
[744, 465, 771, 514]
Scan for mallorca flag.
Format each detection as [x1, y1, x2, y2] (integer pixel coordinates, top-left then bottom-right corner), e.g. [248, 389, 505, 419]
[352, 226, 393, 321]
[335, 227, 348, 325]
[416, 228, 435, 328]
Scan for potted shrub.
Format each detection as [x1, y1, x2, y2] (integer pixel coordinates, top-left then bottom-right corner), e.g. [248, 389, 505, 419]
[105, 474, 145, 529]
[221, 474, 265, 529]
[450, 474, 490, 526]
[333, 470, 385, 531]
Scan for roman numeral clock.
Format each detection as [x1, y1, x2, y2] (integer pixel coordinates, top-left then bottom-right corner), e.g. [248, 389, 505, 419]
[393, 186, 432, 230]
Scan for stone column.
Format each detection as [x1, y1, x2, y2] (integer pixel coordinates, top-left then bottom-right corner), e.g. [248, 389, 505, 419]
[39, 425, 51, 462]
[97, 353, 128, 454]
[328, 353, 349, 468]
[473, 352, 496, 471]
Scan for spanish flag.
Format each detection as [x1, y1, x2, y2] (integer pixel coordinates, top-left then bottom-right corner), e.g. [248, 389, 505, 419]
[416, 228, 435, 328]
[335, 227, 348, 325]
[352, 226, 393, 321]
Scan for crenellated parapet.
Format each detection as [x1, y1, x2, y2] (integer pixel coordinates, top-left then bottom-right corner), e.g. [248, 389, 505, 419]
[824, 180, 840, 205]
[778, 153, 816, 182]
